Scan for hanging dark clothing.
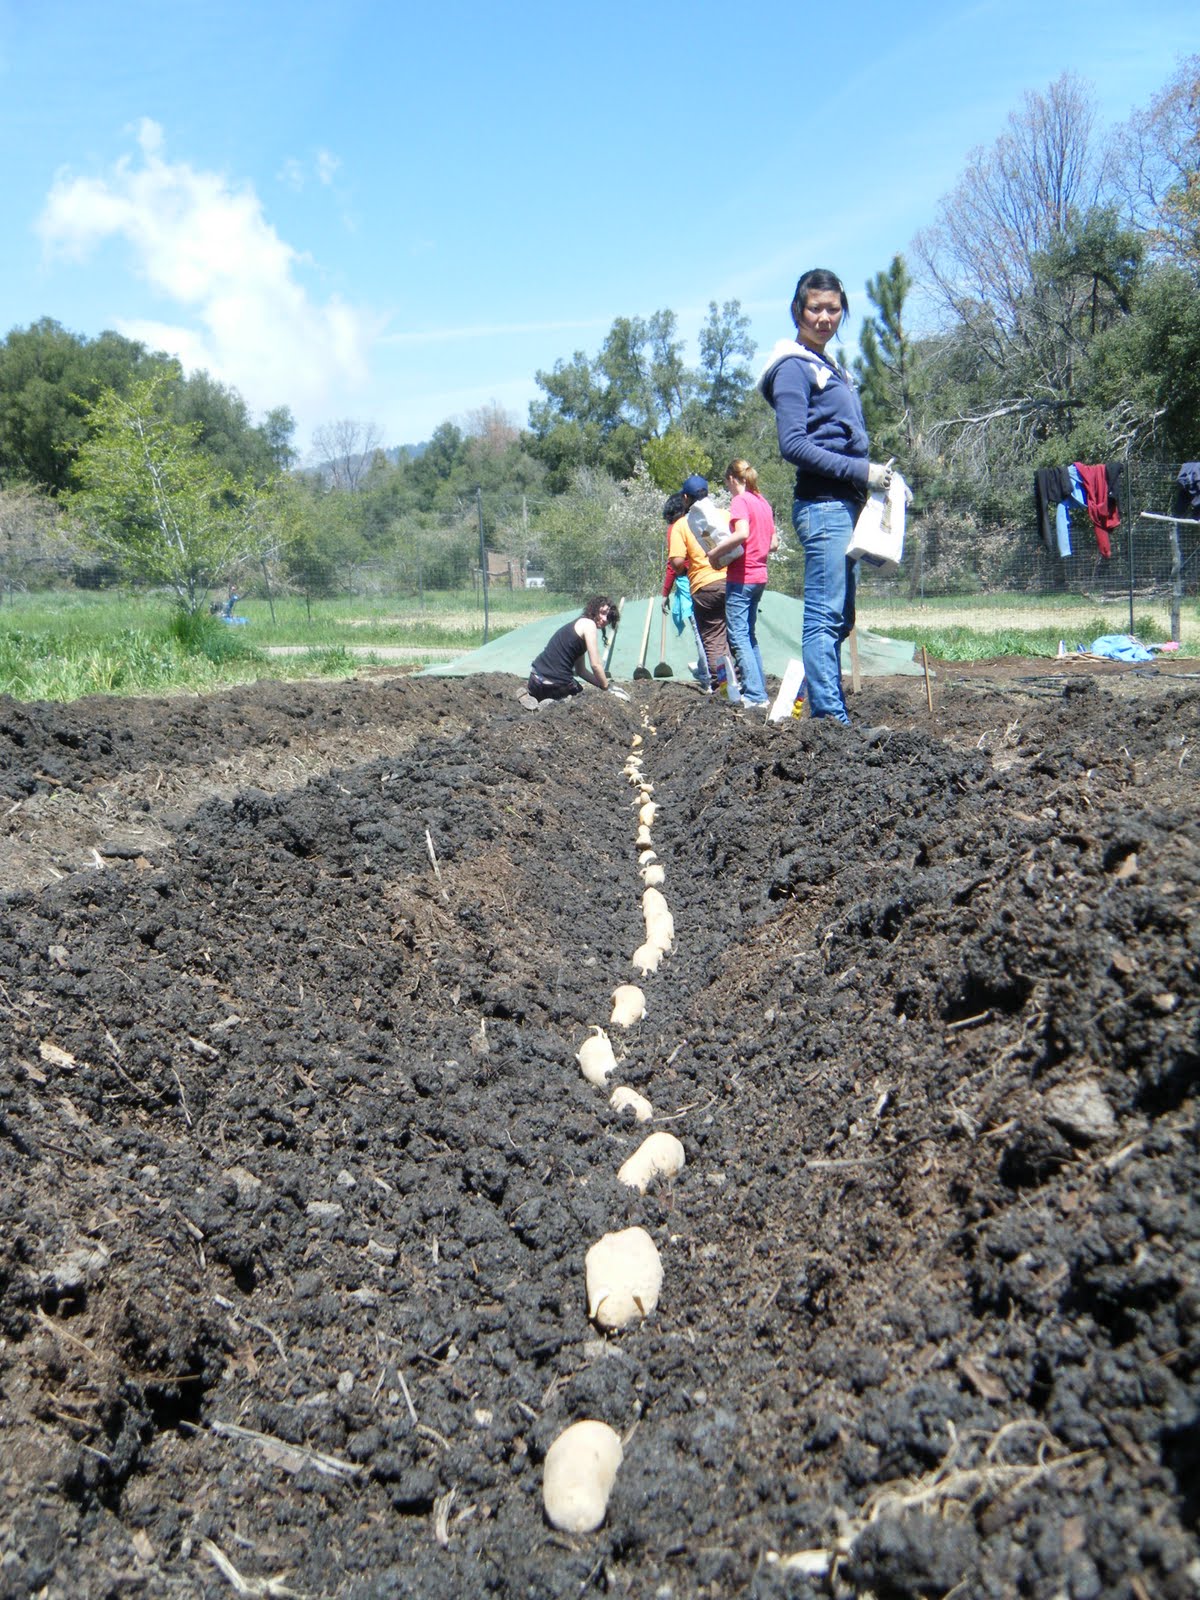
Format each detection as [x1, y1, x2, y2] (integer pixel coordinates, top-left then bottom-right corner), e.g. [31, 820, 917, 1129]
[1073, 463, 1119, 559]
[1034, 466, 1074, 554]
[1105, 461, 1125, 514]
[1175, 463, 1200, 519]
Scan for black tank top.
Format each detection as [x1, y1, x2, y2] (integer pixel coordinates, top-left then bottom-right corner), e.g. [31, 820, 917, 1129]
[531, 620, 587, 683]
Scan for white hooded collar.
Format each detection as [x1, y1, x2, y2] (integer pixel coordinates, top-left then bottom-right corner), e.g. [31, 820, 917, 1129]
[757, 338, 849, 396]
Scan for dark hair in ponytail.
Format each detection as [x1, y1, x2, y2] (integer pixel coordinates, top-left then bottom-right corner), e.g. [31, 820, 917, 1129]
[791, 268, 850, 329]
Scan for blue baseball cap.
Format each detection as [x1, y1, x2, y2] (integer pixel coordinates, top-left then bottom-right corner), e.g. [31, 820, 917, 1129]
[681, 475, 709, 498]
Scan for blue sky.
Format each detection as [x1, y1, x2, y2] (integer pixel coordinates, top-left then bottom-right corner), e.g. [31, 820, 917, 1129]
[0, 0, 1191, 460]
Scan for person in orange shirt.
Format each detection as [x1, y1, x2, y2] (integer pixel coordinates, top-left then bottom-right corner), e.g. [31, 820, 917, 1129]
[665, 476, 727, 692]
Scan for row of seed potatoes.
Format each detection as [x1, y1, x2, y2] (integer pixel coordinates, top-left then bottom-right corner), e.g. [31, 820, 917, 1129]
[543, 719, 687, 1535]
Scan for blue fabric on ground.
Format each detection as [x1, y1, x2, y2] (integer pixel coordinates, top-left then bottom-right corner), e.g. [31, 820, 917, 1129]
[1089, 634, 1154, 662]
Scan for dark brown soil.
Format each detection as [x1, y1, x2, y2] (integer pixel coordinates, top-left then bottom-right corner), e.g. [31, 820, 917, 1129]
[0, 660, 1197, 1600]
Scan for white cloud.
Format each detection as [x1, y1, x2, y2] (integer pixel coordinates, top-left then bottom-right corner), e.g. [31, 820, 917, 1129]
[36, 120, 379, 427]
[278, 157, 307, 192]
[277, 148, 341, 193]
[382, 317, 610, 347]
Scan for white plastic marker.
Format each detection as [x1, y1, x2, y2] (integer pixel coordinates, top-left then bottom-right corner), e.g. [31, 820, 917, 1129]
[723, 654, 742, 705]
[769, 658, 807, 723]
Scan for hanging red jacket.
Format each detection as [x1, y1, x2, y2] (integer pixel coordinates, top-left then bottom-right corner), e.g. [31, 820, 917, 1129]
[1073, 463, 1120, 559]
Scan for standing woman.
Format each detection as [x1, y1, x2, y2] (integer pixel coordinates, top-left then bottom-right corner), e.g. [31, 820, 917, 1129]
[709, 459, 778, 706]
[758, 269, 893, 723]
[523, 596, 619, 705]
[665, 489, 727, 692]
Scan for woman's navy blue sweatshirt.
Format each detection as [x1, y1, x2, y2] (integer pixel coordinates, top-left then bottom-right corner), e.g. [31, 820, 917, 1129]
[758, 339, 870, 504]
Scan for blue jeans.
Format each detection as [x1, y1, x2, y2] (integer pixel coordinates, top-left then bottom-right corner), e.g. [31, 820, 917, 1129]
[724, 581, 768, 702]
[792, 497, 859, 723]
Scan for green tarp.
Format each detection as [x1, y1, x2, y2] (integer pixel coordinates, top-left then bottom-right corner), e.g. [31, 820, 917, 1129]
[423, 591, 923, 681]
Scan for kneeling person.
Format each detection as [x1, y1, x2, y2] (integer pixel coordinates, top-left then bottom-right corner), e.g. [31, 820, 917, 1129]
[525, 596, 619, 704]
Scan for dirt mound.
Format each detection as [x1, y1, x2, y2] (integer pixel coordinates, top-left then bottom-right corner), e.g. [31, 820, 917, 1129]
[0, 665, 1196, 1598]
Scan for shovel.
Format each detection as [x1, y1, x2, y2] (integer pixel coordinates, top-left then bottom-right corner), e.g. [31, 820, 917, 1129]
[653, 610, 673, 677]
[633, 598, 654, 680]
[603, 596, 625, 675]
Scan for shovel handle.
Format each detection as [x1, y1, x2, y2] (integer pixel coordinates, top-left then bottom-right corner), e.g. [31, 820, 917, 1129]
[637, 597, 655, 669]
[604, 596, 626, 673]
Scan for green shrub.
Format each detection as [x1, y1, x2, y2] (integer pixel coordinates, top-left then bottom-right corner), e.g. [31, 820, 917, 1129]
[166, 609, 259, 664]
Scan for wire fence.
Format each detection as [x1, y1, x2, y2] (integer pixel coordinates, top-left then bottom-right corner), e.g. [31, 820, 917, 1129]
[2, 461, 1197, 645]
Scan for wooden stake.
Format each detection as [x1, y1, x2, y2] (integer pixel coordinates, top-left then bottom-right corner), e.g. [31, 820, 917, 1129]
[921, 646, 934, 715]
[425, 828, 449, 901]
[848, 627, 861, 695]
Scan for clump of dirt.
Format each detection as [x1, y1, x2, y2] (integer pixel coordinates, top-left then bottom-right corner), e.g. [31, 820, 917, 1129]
[0, 661, 1196, 1599]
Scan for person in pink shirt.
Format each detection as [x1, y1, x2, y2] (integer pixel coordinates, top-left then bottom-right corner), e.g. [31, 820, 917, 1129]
[707, 458, 778, 704]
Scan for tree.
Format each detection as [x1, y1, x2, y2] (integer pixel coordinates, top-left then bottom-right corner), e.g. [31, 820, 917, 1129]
[310, 418, 383, 491]
[0, 320, 294, 496]
[922, 205, 1145, 470]
[464, 402, 520, 458]
[527, 311, 693, 490]
[170, 369, 278, 483]
[1085, 263, 1200, 456]
[525, 464, 663, 595]
[642, 310, 692, 427]
[408, 421, 467, 501]
[914, 74, 1104, 343]
[270, 476, 361, 596]
[854, 256, 921, 460]
[642, 430, 712, 495]
[262, 406, 298, 473]
[69, 377, 274, 613]
[1112, 55, 1200, 269]
[911, 75, 1155, 471]
[0, 483, 61, 599]
[698, 300, 756, 415]
[0, 319, 172, 493]
[461, 407, 544, 499]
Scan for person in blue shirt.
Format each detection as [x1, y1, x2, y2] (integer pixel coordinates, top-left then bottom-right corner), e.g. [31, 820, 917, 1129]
[758, 268, 894, 723]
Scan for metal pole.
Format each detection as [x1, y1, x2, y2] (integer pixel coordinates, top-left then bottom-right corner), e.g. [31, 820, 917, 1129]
[259, 557, 277, 626]
[1125, 455, 1134, 634]
[477, 486, 490, 645]
[1169, 518, 1183, 643]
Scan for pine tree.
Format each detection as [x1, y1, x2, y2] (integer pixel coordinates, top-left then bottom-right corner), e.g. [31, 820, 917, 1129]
[854, 255, 919, 462]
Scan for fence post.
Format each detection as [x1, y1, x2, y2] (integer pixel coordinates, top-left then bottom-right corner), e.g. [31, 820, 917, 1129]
[258, 557, 277, 626]
[1168, 518, 1183, 642]
[477, 486, 490, 645]
[1125, 454, 1135, 634]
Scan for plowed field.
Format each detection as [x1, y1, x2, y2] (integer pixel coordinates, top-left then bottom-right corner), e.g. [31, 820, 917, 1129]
[0, 661, 1196, 1599]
